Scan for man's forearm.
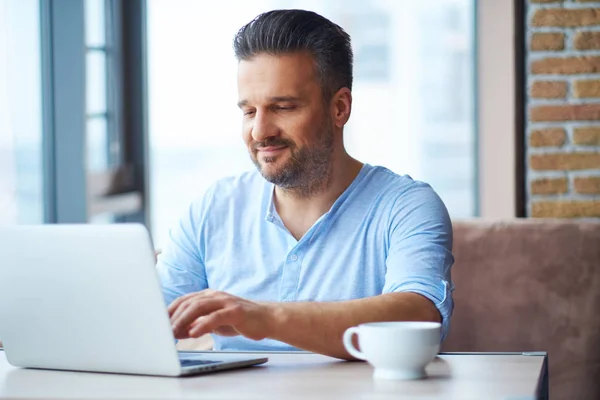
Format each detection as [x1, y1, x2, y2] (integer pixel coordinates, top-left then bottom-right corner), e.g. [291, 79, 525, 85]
[265, 292, 441, 360]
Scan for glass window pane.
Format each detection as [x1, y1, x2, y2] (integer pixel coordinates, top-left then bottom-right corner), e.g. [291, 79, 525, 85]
[85, 0, 105, 47]
[0, 0, 43, 224]
[86, 50, 107, 115]
[87, 117, 109, 172]
[148, 1, 263, 247]
[147, 0, 476, 247]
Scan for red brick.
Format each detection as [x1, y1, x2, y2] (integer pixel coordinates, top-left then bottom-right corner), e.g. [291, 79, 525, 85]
[574, 176, 600, 194]
[531, 56, 600, 74]
[531, 178, 568, 194]
[530, 152, 600, 170]
[573, 127, 600, 145]
[532, 8, 600, 27]
[573, 31, 600, 50]
[531, 32, 565, 51]
[530, 104, 600, 122]
[531, 81, 568, 98]
[529, 128, 567, 147]
[532, 201, 600, 218]
[574, 80, 600, 98]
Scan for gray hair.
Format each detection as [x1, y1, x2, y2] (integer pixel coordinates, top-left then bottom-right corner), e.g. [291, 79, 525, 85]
[233, 9, 353, 101]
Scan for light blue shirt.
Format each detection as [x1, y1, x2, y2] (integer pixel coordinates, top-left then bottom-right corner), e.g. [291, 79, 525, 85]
[156, 164, 454, 351]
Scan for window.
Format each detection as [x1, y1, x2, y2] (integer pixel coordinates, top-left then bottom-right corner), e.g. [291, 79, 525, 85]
[0, 0, 149, 226]
[85, 0, 146, 224]
[0, 0, 44, 224]
[147, 0, 476, 247]
[85, 0, 111, 172]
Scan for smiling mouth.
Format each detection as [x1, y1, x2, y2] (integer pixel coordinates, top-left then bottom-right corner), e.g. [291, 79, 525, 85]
[257, 145, 287, 155]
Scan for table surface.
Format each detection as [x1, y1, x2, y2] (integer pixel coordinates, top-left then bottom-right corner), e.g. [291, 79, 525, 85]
[0, 350, 547, 400]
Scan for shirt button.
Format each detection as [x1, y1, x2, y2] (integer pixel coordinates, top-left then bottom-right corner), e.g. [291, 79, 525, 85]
[290, 254, 298, 261]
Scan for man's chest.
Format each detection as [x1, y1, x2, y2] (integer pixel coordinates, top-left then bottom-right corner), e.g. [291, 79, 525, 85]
[200, 216, 389, 302]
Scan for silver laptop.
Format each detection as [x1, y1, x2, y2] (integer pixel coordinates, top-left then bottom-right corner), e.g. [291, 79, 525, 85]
[0, 224, 267, 376]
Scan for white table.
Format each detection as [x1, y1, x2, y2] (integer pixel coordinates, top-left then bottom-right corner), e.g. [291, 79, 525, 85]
[0, 350, 548, 399]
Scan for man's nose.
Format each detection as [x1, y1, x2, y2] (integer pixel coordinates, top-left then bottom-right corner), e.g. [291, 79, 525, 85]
[251, 111, 277, 142]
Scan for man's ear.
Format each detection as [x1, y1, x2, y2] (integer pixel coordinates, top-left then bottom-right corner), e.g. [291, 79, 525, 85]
[330, 87, 352, 128]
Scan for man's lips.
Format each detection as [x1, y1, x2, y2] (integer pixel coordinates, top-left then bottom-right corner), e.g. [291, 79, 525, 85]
[257, 145, 287, 155]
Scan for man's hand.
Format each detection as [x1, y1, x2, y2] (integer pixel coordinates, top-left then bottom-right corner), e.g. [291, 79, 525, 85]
[168, 290, 275, 341]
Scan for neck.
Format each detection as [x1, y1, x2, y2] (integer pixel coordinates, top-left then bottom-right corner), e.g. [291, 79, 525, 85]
[273, 150, 363, 231]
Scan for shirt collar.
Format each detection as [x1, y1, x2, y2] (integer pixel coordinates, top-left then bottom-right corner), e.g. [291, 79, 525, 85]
[262, 163, 370, 224]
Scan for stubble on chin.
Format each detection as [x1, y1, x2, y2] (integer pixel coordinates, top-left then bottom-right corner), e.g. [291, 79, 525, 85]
[252, 152, 295, 185]
[249, 120, 334, 195]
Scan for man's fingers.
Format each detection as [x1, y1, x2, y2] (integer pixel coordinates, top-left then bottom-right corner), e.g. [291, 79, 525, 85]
[188, 308, 240, 338]
[171, 298, 228, 338]
[168, 289, 217, 317]
[170, 301, 193, 325]
[170, 290, 223, 322]
[170, 294, 205, 323]
[167, 292, 197, 316]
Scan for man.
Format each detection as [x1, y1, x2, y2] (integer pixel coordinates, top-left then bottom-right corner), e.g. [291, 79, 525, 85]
[158, 9, 454, 361]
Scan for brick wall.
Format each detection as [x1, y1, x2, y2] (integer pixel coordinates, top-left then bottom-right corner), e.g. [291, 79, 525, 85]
[527, 0, 600, 218]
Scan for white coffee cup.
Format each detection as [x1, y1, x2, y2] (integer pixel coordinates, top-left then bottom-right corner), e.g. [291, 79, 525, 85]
[343, 321, 441, 380]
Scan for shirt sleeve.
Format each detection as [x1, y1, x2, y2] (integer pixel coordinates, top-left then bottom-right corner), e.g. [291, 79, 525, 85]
[383, 182, 455, 341]
[155, 194, 209, 308]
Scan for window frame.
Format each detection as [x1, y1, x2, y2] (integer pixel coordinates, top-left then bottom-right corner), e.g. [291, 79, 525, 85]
[476, 0, 524, 218]
[39, 0, 150, 225]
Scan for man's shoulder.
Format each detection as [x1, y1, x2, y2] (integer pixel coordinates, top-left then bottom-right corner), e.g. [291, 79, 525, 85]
[360, 164, 434, 200]
[359, 165, 449, 223]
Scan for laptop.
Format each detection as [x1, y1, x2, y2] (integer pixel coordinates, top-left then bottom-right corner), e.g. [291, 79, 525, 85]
[0, 224, 268, 376]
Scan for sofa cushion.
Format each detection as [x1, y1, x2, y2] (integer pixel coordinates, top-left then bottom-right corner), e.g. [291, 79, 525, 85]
[442, 219, 600, 400]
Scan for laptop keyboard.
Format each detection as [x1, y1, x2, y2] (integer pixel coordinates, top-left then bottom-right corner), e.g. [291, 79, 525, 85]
[179, 358, 221, 367]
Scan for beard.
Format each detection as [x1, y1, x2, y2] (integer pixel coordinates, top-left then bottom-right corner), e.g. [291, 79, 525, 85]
[249, 120, 334, 196]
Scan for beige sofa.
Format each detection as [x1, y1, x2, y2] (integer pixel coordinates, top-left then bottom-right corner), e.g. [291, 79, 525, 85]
[443, 219, 600, 400]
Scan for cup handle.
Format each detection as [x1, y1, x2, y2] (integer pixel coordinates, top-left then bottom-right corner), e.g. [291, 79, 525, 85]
[343, 327, 367, 360]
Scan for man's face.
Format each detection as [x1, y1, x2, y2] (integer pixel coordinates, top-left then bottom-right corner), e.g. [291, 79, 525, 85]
[237, 53, 334, 191]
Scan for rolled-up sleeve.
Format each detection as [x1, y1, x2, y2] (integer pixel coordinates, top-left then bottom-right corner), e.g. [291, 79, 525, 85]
[383, 182, 455, 340]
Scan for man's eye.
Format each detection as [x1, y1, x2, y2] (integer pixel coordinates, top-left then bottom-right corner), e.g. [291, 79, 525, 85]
[275, 106, 295, 111]
[243, 110, 255, 116]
